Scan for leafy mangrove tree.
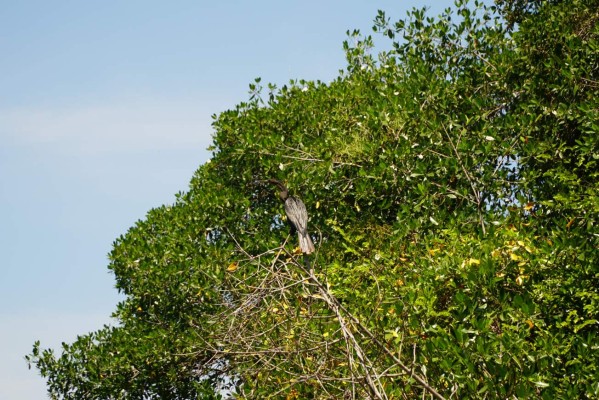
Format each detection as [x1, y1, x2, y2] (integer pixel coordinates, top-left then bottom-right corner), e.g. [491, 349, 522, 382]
[28, 0, 598, 398]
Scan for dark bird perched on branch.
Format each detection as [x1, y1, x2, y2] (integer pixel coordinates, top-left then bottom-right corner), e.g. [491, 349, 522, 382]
[268, 179, 315, 254]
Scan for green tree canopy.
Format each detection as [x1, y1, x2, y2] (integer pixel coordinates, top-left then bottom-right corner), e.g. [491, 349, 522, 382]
[28, 0, 598, 398]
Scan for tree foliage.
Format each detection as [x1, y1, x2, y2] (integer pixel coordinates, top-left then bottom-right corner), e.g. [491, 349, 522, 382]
[28, 0, 598, 398]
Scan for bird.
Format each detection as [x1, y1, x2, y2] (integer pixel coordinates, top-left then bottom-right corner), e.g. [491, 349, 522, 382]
[268, 179, 315, 254]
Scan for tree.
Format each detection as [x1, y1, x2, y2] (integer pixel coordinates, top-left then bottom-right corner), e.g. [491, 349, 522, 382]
[28, 0, 598, 398]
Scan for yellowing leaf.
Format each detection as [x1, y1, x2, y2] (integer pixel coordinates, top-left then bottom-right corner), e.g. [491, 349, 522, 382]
[227, 262, 238, 272]
[510, 253, 521, 261]
[468, 258, 480, 266]
[316, 201, 320, 209]
[526, 320, 534, 329]
[524, 202, 535, 211]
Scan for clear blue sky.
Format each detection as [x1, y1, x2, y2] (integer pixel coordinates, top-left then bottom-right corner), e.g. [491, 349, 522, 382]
[1, 1, 461, 398]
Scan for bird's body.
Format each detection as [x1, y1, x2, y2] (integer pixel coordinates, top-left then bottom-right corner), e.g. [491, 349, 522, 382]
[284, 196, 315, 254]
[268, 179, 315, 254]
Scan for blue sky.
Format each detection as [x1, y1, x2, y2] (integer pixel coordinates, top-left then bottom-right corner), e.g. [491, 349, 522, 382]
[1, 1, 460, 398]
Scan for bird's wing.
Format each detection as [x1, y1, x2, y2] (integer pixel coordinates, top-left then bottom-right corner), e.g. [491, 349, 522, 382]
[284, 197, 309, 233]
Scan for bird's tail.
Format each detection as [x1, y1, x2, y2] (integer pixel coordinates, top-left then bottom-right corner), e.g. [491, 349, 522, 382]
[299, 232, 315, 254]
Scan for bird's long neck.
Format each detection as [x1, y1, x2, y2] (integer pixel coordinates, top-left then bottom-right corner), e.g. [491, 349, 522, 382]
[268, 179, 289, 201]
[278, 188, 289, 201]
